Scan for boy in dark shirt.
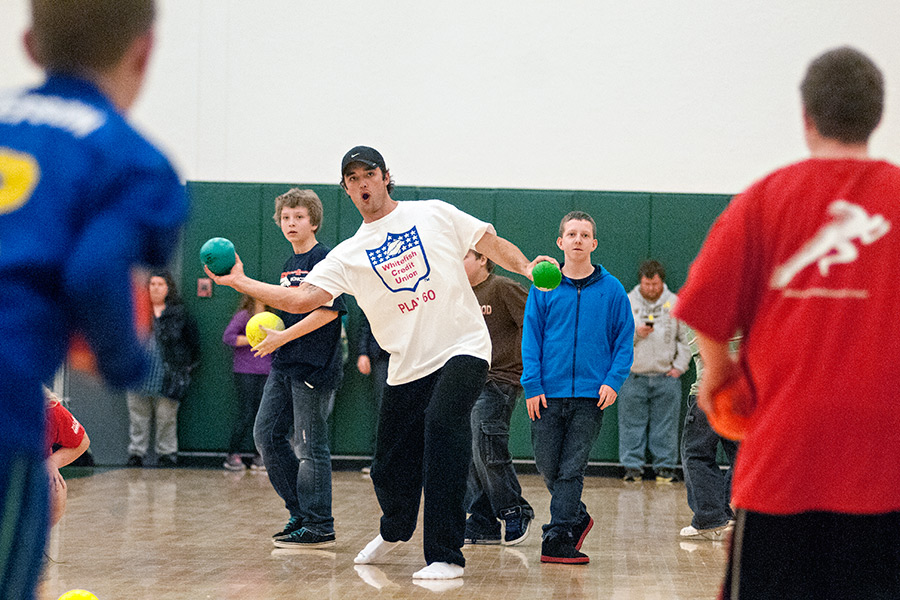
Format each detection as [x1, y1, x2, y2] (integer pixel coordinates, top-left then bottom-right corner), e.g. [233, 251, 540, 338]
[462, 250, 534, 546]
[252, 189, 346, 548]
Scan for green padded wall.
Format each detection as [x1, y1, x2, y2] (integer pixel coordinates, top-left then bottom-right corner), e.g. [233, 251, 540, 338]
[178, 181, 731, 464]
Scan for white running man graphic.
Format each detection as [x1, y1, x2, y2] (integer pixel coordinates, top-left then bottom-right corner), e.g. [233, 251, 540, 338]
[770, 199, 891, 289]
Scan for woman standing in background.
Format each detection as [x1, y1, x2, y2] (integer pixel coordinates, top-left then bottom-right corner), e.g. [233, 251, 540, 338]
[222, 294, 272, 471]
[127, 271, 200, 467]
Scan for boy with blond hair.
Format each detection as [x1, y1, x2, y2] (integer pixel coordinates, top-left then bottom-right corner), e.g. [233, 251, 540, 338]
[253, 188, 346, 549]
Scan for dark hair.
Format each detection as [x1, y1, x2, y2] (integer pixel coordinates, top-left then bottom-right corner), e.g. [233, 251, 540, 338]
[800, 46, 884, 144]
[30, 0, 155, 73]
[273, 188, 323, 232]
[638, 260, 666, 282]
[340, 167, 396, 195]
[558, 211, 597, 238]
[149, 269, 182, 306]
[237, 293, 256, 314]
[468, 250, 495, 273]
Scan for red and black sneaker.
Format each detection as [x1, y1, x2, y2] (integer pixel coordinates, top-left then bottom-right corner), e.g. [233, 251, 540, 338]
[540, 535, 589, 564]
[573, 512, 594, 551]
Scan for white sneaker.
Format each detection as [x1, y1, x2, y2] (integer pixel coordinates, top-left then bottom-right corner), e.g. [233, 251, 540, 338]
[679, 523, 732, 540]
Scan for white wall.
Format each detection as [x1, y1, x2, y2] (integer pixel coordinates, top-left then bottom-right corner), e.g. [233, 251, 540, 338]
[2, 0, 898, 194]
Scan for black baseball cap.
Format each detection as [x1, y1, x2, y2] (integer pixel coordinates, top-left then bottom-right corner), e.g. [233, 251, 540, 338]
[341, 146, 387, 177]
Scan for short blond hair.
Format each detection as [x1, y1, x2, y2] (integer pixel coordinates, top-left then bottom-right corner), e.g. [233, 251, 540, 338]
[273, 188, 323, 232]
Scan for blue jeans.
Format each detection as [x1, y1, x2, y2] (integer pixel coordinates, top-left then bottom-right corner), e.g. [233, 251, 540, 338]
[531, 398, 604, 538]
[682, 394, 738, 529]
[254, 365, 335, 535]
[617, 373, 682, 471]
[465, 381, 533, 530]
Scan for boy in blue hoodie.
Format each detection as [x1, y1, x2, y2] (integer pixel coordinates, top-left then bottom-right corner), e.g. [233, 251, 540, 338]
[521, 211, 634, 564]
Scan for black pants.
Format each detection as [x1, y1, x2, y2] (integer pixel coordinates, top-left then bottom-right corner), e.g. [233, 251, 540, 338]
[724, 509, 900, 599]
[228, 372, 267, 454]
[371, 355, 488, 566]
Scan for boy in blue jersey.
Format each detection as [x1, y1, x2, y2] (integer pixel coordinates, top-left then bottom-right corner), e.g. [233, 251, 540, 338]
[521, 211, 634, 564]
[0, 2, 187, 598]
[248, 188, 346, 549]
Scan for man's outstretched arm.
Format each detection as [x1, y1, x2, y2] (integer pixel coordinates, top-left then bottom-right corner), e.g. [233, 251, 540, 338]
[475, 231, 558, 280]
[204, 252, 333, 314]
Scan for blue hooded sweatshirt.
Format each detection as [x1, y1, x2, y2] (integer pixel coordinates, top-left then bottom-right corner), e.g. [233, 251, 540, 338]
[521, 265, 634, 399]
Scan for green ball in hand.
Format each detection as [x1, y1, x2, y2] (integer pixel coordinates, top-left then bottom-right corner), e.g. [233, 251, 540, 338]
[200, 237, 236, 275]
[532, 261, 562, 291]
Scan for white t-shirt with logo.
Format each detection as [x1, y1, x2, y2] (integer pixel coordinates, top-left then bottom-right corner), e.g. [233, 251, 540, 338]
[305, 200, 493, 385]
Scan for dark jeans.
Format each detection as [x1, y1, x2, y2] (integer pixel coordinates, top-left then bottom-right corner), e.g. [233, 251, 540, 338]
[228, 372, 267, 454]
[0, 446, 48, 600]
[682, 394, 739, 529]
[371, 355, 488, 567]
[724, 510, 900, 599]
[465, 380, 533, 530]
[254, 366, 335, 535]
[531, 397, 604, 539]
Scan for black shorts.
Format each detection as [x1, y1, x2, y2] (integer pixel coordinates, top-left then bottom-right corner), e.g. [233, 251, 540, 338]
[723, 509, 900, 600]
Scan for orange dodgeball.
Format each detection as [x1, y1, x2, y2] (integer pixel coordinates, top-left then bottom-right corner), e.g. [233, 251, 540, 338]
[706, 373, 753, 441]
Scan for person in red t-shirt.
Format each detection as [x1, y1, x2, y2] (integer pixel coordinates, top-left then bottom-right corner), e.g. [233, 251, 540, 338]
[45, 388, 90, 527]
[675, 47, 900, 599]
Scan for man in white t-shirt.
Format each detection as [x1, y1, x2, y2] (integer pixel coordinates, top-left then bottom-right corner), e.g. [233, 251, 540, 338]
[206, 146, 552, 581]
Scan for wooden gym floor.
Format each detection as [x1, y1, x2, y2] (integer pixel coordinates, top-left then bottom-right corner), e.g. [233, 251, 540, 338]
[39, 467, 727, 600]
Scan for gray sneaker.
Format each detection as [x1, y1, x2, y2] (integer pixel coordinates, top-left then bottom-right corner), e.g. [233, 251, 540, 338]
[656, 468, 679, 483]
[223, 454, 246, 471]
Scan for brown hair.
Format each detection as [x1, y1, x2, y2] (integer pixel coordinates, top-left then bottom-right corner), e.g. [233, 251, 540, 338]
[801, 46, 884, 144]
[273, 188, 323, 233]
[468, 250, 495, 273]
[29, 0, 155, 73]
[558, 211, 597, 238]
[638, 260, 666, 282]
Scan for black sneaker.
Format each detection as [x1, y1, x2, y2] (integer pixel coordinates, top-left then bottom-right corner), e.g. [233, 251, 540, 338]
[272, 527, 336, 549]
[157, 455, 177, 468]
[572, 512, 594, 551]
[126, 455, 143, 467]
[464, 517, 501, 545]
[540, 533, 589, 564]
[622, 468, 642, 482]
[499, 506, 532, 546]
[272, 516, 304, 541]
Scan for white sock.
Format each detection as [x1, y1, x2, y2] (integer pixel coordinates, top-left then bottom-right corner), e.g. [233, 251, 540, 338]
[412, 562, 464, 580]
[354, 534, 400, 564]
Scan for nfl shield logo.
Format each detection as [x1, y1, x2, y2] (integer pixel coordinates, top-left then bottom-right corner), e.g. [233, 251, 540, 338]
[367, 226, 431, 292]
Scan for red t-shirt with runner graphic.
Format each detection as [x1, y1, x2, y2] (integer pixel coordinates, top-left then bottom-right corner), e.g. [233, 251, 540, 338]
[675, 158, 900, 515]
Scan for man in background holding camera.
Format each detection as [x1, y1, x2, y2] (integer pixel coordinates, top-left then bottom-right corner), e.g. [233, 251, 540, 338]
[617, 260, 690, 482]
